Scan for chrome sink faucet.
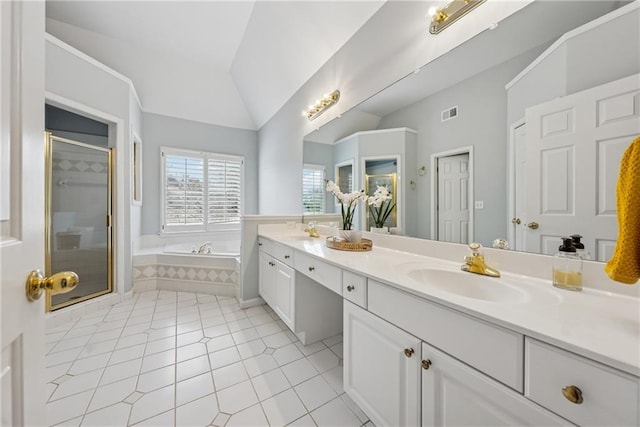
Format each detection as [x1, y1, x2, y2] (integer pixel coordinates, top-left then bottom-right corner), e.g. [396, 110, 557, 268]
[461, 243, 500, 277]
[197, 241, 211, 254]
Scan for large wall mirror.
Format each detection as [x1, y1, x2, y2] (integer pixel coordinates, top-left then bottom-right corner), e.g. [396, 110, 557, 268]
[302, 0, 639, 262]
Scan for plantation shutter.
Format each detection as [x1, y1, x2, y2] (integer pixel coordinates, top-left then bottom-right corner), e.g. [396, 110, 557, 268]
[162, 147, 243, 232]
[208, 158, 242, 224]
[302, 164, 325, 214]
[164, 154, 205, 226]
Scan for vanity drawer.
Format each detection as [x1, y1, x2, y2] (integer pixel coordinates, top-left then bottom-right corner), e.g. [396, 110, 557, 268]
[294, 252, 342, 295]
[525, 338, 639, 426]
[259, 238, 293, 267]
[343, 271, 367, 308]
[368, 280, 523, 391]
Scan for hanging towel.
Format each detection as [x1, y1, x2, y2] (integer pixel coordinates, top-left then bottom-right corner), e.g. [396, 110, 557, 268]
[605, 136, 640, 284]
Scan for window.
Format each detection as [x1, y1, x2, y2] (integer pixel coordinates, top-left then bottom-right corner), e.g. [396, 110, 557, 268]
[161, 147, 243, 233]
[302, 164, 325, 214]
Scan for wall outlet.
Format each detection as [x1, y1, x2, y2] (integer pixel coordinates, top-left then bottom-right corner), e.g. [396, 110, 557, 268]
[475, 201, 484, 209]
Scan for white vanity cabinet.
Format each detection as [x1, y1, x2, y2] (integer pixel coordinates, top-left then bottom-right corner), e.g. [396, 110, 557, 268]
[258, 237, 343, 345]
[257, 229, 639, 426]
[258, 238, 295, 330]
[421, 342, 567, 426]
[345, 280, 568, 426]
[525, 338, 640, 426]
[344, 301, 421, 427]
[258, 249, 276, 307]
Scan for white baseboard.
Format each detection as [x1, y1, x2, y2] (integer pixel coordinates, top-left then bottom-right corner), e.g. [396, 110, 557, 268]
[238, 296, 266, 309]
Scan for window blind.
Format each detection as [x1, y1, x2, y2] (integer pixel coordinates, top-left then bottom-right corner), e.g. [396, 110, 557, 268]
[162, 147, 243, 232]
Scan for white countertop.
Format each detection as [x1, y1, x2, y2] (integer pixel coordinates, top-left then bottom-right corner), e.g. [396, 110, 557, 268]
[258, 226, 640, 377]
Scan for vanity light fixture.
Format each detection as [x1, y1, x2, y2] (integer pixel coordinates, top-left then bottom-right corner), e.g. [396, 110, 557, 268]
[303, 90, 340, 121]
[428, 0, 486, 34]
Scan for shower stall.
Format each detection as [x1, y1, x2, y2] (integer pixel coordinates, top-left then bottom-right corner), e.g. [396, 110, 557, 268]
[45, 132, 113, 311]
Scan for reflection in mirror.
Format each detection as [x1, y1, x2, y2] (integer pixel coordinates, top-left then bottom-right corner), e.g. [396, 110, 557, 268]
[365, 165, 397, 230]
[302, 163, 326, 214]
[336, 161, 353, 194]
[302, 1, 639, 262]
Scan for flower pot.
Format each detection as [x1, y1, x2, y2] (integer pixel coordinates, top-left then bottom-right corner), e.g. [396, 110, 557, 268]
[370, 227, 389, 234]
[337, 229, 362, 243]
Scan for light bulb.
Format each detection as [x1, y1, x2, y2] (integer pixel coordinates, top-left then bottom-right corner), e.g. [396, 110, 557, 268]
[427, 6, 438, 17]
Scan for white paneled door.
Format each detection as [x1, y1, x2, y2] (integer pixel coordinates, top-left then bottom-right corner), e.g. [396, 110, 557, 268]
[525, 74, 640, 260]
[437, 153, 470, 244]
[512, 123, 528, 251]
[0, 2, 46, 426]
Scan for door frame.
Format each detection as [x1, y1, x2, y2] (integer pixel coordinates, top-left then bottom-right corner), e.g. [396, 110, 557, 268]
[45, 134, 114, 311]
[430, 146, 474, 241]
[507, 118, 526, 249]
[45, 92, 126, 300]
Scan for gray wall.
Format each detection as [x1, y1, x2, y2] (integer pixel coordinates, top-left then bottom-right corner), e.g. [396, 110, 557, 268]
[508, 9, 640, 125]
[141, 113, 258, 235]
[303, 141, 334, 180]
[378, 49, 543, 246]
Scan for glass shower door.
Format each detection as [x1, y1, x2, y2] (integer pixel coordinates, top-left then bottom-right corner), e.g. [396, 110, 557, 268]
[46, 133, 112, 311]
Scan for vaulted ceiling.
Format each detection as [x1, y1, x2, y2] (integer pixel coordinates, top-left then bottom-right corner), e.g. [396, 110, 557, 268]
[45, 1, 386, 130]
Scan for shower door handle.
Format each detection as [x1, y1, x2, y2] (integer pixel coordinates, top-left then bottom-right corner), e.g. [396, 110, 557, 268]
[25, 270, 79, 301]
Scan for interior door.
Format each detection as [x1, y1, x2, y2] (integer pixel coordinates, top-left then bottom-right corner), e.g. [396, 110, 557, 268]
[525, 74, 640, 259]
[437, 153, 470, 244]
[513, 123, 528, 251]
[1, 2, 46, 425]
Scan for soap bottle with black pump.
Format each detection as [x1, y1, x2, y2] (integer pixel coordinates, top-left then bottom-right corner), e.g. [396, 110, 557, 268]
[570, 234, 591, 260]
[553, 237, 583, 291]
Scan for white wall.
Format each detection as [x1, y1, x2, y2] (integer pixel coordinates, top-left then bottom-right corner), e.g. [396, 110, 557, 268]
[141, 112, 258, 235]
[257, 1, 529, 214]
[46, 18, 255, 130]
[507, 5, 640, 126]
[46, 36, 140, 294]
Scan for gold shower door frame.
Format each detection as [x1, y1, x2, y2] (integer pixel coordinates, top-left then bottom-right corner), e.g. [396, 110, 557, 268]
[45, 132, 113, 312]
[365, 172, 397, 229]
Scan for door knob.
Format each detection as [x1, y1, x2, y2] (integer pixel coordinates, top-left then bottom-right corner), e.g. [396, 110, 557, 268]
[26, 270, 79, 301]
[404, 348, 415, 358]
[526, 221, 539, 230]
[511, 218, 521, 225]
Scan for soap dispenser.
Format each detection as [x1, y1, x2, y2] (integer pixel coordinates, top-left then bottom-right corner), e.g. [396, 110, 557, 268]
[570, 234, 591, 260]
[553, 237, 583, 291]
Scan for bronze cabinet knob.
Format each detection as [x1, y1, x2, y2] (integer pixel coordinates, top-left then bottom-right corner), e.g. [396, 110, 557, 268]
[562, 385, 584, 404]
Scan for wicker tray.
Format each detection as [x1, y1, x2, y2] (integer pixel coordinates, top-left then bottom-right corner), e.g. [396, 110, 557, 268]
[326, 237, 373, 252]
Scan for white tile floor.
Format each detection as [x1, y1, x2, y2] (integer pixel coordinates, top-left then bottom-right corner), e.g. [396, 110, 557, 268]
[45, 290, 373, 427]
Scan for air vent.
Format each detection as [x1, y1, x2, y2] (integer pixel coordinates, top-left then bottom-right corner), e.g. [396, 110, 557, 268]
[441, 105, 458, 122]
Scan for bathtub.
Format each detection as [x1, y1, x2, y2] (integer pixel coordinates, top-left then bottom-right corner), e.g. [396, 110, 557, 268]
[133, 234, 240, 296]
[163, 239, 240, 257]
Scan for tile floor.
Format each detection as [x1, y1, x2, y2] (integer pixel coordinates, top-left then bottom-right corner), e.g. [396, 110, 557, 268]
[45, 290, 372, 427]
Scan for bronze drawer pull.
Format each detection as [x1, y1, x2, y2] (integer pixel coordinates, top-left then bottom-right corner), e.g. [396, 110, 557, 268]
[562, 385, 583, 404]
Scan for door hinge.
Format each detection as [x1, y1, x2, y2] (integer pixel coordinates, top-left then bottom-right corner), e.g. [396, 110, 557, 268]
[106, 214, 112, 227]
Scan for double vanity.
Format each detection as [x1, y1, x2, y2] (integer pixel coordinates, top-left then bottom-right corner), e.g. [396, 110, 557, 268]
[257, 223, 639, 426]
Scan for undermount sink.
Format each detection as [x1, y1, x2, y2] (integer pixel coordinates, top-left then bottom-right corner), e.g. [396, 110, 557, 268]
[405, 267, 528, 303]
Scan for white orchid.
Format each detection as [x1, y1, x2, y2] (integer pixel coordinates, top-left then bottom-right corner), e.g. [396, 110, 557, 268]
[367, 185, 395, 228]
[326, 180, 367, 230]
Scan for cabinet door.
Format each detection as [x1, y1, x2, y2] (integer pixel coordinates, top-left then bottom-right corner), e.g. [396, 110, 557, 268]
[274, 263, 295, 330]
[258, 251, 276, 307]
[421, 342, 567, 426]
[344, 301, 421, 427]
